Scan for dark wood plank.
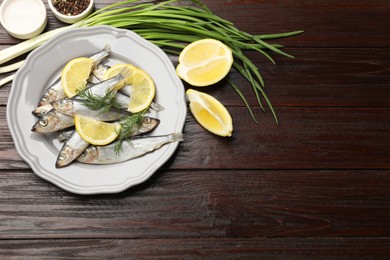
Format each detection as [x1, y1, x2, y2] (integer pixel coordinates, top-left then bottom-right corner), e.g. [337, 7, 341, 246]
[0, 0, 388, 48]
[187, 47, 390, 108]
[0, 0, 389, 258]
[205, 0, 390, 48]
[0, 170, 389, 238]
[0, 237, 390, 259]
[1, 106, 389, 170]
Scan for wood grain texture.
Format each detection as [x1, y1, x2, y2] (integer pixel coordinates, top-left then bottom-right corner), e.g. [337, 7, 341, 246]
[0, 170, 389, 238]
[0, 0, 389, 258]
[0, 238, 390, 259]
[1, 106, 389, 170]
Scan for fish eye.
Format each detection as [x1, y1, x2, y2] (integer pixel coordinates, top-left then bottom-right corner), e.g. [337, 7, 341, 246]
[58, 100, 65, 107]
[42, 94, 49, 102]
[39, 119, 48, 126]
[58, 152, 67, 161]
[80, 151, 87, 157]
[144, 117, 151, 124]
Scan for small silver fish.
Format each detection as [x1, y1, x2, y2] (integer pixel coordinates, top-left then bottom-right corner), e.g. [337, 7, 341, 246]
[38, 45, 111, 106]
[57, 129, 74, 142]
[32, 106, 129, 133]
[51, 97, 128, 119]
[51, 68, 132, 116]
[86, 67, 132, 97]
[77, 133, 183, 165]
[31, 109, 74, 133]
[56, 117, 160, 168]
[92, 63, 110, 81]
[32, 104, 53, 117]
[56, 130, 90, 168]
[38, 78, 65, 107]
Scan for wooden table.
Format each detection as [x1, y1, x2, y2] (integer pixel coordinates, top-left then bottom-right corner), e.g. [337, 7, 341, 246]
[0, 0, 389, 258]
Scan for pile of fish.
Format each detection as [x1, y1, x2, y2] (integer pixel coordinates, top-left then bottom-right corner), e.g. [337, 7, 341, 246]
[31, 45, 183, 168]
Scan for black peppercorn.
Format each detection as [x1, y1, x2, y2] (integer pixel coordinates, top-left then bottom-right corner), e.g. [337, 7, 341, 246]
[53, 0, 90, 16]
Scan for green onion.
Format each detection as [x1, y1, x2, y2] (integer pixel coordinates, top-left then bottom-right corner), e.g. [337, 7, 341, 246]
[0, 0, 302, 123]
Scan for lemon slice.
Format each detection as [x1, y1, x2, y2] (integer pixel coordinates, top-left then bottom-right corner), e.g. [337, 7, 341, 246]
[186, 89, 233, 137]
[75, 115, 121, 146]
[115, 67, 155, 113]
[102, 63, 137, 90]
[176, 39, 233, 87]
[103, 64, 155, 112]
[61, 57, 95, 97]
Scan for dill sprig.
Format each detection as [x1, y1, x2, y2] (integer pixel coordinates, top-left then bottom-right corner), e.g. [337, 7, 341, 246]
[114, 110, 146, 154]
[77, 89, 122, 113]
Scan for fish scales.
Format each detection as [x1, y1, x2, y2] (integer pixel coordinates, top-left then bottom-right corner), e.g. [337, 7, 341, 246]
[77, 133, 183, 165]
[55, 117, 160, 168]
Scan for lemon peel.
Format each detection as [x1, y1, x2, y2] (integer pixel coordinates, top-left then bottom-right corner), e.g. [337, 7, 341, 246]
[176, 39, 233, 87]
[75, 115, 121, 146]
[61, 57, 94, 97]
[186, 89, 233, 137]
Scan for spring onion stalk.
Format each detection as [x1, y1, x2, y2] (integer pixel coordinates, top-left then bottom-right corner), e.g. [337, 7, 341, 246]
[0, 74, 14, 87]
[0, 0, 302, 123]
[0, 60, 24, 73]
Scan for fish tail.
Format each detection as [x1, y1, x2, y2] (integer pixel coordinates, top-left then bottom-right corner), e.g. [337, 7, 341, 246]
[120, 66, 132, 79]
[103, 44, 111, 53]
[170, 133, 184, 142]
[150, 101, 165, 112]
[115, 66, 132, 83]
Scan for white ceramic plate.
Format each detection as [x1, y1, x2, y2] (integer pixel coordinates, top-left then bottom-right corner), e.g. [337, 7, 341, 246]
[7, 26, 186, 194]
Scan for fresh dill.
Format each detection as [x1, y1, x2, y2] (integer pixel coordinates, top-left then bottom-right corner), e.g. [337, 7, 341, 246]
[77, 88, 122, 113]
[114, 110, 147, 154]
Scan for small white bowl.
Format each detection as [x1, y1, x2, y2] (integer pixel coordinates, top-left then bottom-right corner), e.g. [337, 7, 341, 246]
[48, 0, 94, 24]
[0, 0, 47, 40]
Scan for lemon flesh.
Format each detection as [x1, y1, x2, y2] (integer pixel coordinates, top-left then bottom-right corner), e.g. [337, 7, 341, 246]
[186, 89, 233, 137]
[61, 57, 94, 97]
[104, 64, 156, 113]
[75, 115, 121, 146]
[176, 39, 233, 87]
[126, 68, 156, 113]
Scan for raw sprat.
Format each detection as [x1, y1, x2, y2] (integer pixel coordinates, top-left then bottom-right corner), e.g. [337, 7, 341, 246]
[31, 47, 181, 168]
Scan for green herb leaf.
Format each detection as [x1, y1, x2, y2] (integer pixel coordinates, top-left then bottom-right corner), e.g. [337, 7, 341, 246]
[114, 110, 147, 154]
[77, 88, 122, 113]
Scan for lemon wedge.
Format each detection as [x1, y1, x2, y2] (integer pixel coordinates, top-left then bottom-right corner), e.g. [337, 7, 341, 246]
[103, 63, 137, 90]
[75, 115, 121, 146]
[61, 57, 94, 97]
[186, 89, 233, 137]
[176, 39, 233, 87]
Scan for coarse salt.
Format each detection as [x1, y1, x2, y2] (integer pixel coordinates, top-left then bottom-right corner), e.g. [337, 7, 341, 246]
[0, 0, 46, 39]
